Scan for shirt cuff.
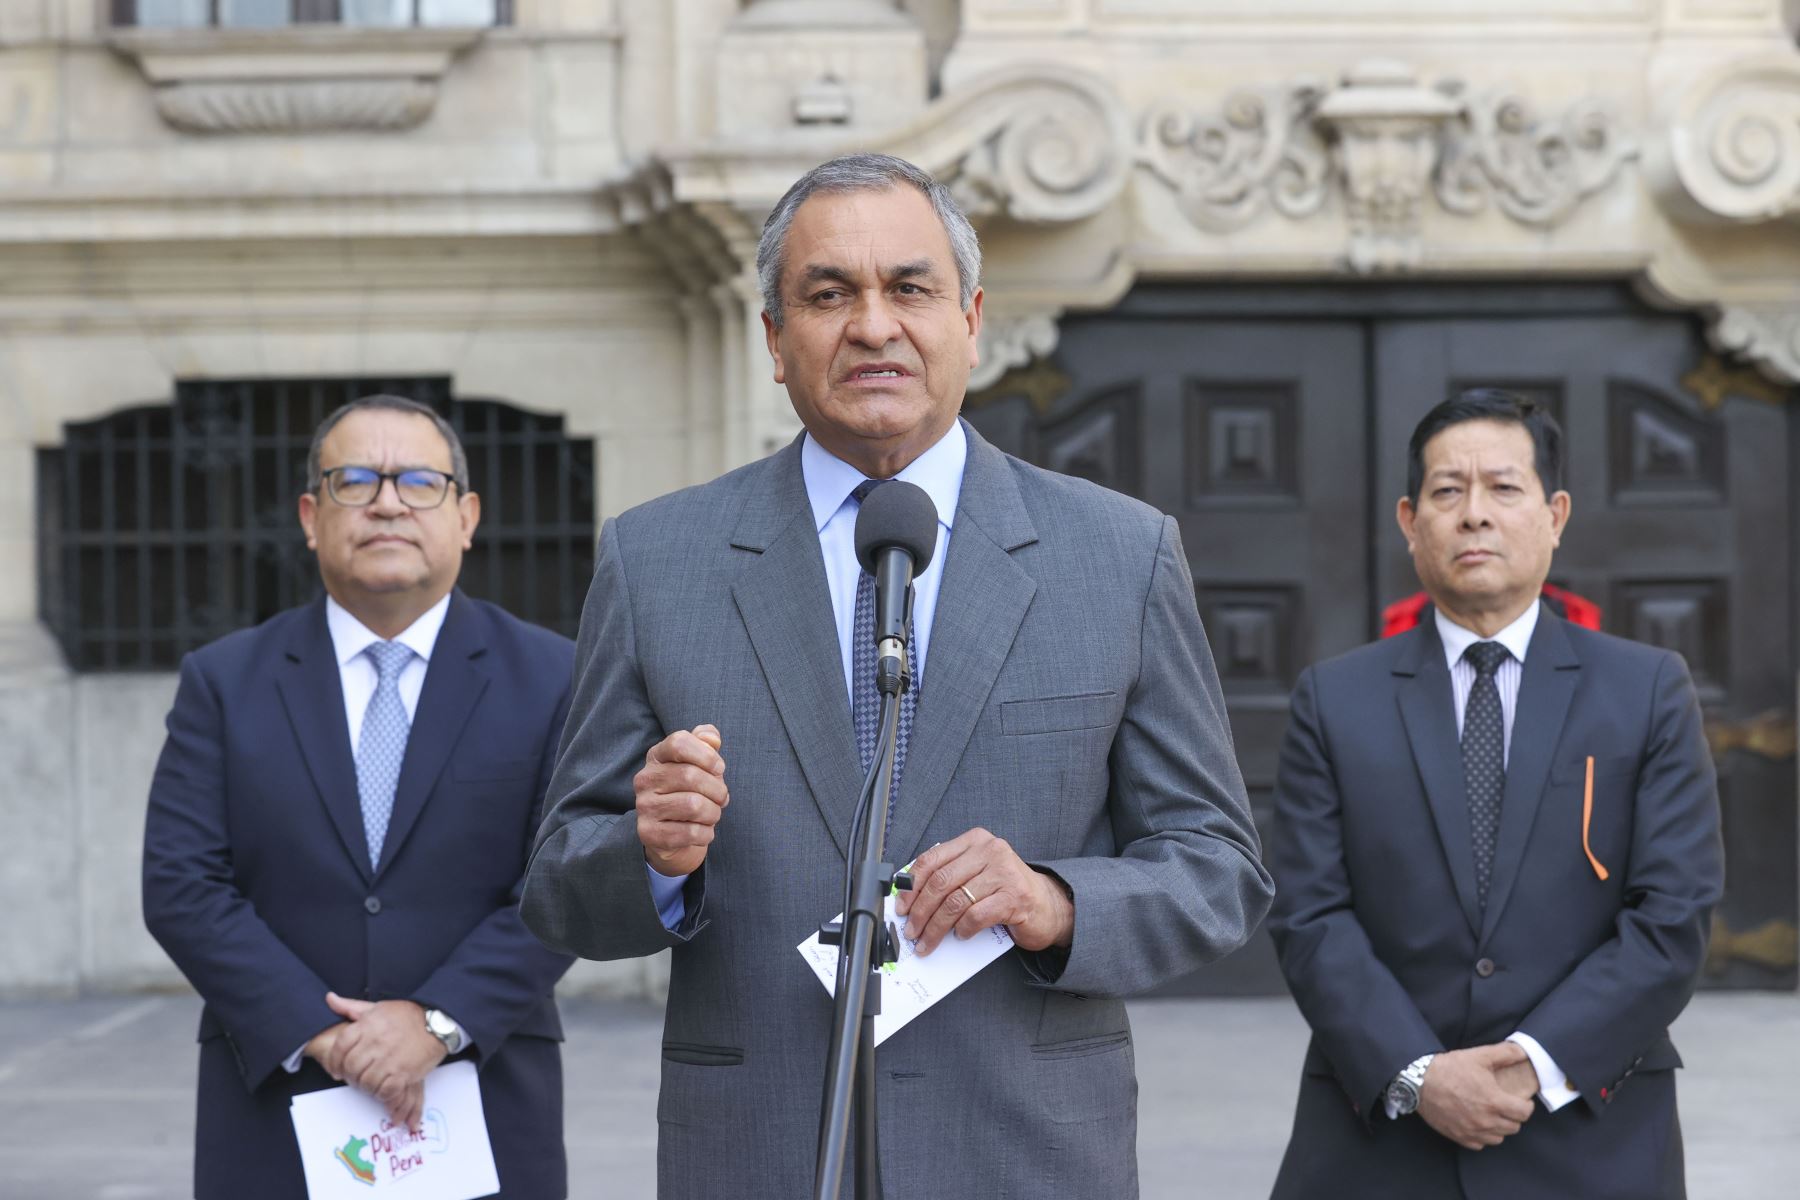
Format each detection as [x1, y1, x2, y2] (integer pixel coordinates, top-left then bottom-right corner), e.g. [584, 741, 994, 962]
[283, 1044, 306, 1074]
[648, 862, 689, 930]
[1507, 1031, 1580, 1112]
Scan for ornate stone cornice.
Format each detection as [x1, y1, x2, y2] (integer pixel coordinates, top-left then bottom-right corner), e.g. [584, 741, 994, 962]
[1655, 54, 1800, 225]
[663, 64, 1134, 227]
[1139, 60, 1635, 273]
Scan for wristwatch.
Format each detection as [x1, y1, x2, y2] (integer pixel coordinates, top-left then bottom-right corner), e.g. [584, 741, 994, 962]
[1386, 1053, 1435, 1116]
[423, 1007, 464, 1056]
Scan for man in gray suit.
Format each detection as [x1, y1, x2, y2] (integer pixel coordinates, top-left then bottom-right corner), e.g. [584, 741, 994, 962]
[521, 153, 1272, 1196]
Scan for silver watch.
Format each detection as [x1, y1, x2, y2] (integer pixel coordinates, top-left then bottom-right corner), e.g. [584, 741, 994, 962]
[423, 1007, 462, 1055]
[1386, 1053, 1435, 1116]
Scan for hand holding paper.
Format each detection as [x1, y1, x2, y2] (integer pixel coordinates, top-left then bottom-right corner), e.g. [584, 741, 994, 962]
[797, 869, 1015, 1046]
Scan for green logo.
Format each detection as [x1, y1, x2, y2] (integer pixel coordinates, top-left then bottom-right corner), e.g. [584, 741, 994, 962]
[334, 1134, 377, 1185]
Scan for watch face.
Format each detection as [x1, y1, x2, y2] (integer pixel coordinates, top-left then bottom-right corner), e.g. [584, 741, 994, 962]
[1388, 1080, 1418, 1114]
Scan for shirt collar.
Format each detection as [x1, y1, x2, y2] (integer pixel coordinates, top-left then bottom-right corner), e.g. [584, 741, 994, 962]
[1436, 599, 1540, 671]
[800, 420, 966, 535]
[326, 592, 452, 668]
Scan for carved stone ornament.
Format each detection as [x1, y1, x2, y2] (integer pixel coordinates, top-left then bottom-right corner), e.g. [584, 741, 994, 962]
[1709, 305, 1800, 386]
[1139, 60, 1635, 273]
[893, 66, 1134, 224]
[969, 310, 1062, 392]
[154, 80, 437, 135]
[1436, 88, 1636, 226]
[1660, 55, 1800, 225]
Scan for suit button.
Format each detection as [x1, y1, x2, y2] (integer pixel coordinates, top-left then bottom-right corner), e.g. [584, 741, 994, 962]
[364, 896, 382, 915]
[1475, 958, 1496, 978]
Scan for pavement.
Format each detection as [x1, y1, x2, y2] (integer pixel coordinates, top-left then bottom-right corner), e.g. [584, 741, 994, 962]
[1, 990, 1795, 1198]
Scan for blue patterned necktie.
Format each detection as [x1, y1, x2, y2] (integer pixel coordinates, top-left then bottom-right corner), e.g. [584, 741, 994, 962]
[1462, 641, 1509, 910]
[850, 479, 921, 821]
[357, 640, 414, 870]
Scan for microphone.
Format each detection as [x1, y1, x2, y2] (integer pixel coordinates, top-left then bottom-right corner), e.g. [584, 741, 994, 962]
[853, 480, 938, 697]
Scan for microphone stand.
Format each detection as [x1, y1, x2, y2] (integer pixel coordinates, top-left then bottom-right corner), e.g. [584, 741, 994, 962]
[814, 594, 914, 1200]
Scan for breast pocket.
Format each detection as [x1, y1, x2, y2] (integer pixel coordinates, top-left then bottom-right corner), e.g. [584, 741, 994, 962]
[1548, 753, 1640, 877]
[1001, 691, 1118, 737]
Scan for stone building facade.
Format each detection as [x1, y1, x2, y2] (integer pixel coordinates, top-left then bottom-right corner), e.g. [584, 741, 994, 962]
[1, 0, 1796, 999]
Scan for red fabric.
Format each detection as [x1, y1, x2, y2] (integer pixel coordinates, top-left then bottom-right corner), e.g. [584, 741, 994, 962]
[1381, 585, 1602, 638]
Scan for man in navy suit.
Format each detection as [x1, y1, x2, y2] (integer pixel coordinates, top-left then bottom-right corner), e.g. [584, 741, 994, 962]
[1268, 389, 1725, 1199]
[143, 394, 575, 1199]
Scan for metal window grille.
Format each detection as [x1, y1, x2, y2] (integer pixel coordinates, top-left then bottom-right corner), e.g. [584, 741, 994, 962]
[37, 376, 594, 672]
[112, 0, 513, 27]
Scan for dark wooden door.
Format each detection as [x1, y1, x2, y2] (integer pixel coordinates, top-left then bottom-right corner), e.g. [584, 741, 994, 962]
[1376, 316, 1797, 991]
[966, 286, 1797, 994]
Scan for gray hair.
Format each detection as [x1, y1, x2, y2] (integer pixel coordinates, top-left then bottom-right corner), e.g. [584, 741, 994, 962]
[305, 394, 470, 494]
[757, 153, 982, 329]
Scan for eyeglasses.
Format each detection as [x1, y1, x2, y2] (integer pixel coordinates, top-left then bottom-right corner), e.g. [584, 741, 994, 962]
[319, 466, 458, 510]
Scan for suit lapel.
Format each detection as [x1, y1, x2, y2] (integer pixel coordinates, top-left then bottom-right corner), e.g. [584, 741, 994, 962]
[375, 591, 490, 880]
[1479, 607, 1580, 943]
[1394, 621, 1482, 939]
[730, 440, 864, 860]
[888, 425, 1038, 863]
[276, 599, 372, 884]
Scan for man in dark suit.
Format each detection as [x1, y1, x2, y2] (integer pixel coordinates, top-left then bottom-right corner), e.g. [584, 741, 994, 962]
[1268, 388, 1725, 1199]
[521, 154, 1272, 1197]
[143, 394, 575, 1199]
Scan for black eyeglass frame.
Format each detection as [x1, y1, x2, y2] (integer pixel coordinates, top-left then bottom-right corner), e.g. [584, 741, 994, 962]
[316, 465, 461, 510]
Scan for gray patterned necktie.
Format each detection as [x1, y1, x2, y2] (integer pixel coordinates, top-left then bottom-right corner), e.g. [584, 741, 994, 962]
[850, 479, 920, 821]
[357, 641, 414, 869]
[1462, 641, 1509, 910]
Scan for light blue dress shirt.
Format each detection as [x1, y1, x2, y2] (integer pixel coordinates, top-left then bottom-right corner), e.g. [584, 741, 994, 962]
[648, 422, 968, 927]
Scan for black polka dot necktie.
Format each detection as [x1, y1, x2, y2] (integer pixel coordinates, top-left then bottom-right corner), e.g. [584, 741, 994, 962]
[850, 479, 919, 820]
[1462, 641, 1510, 911]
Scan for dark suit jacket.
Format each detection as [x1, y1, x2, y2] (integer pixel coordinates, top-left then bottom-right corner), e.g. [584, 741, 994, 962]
[1267, 605, 1724, 1200]
[522, 423, 1273, 1198]
[143, 590, 576, 1199]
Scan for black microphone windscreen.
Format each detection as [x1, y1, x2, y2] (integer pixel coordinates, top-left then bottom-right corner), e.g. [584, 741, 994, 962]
[853, 480, 939, 576]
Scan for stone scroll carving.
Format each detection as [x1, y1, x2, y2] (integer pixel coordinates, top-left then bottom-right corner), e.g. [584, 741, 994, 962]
[1138, 84, 1332, 234]
[885, 66, 1134, 224]
[1659, 56, 1800, 225]
[1436, 89, 1635, 227]
[1138, 60, 1635, 272]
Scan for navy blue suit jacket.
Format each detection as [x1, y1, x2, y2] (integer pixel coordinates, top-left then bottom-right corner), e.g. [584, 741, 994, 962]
[143, 590, 576, 1199]
[1268, 606, 1724, 1200]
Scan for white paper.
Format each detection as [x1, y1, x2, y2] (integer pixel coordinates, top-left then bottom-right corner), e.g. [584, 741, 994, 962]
[797, 882, 1014, 1046]
[289, 1060, 499, 1200]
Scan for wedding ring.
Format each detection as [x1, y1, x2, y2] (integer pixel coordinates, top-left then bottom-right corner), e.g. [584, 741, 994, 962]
[958, 884, 978, 908]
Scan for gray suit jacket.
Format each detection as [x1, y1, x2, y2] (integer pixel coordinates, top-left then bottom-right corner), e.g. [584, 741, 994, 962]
[522, 421, 1272, 1198]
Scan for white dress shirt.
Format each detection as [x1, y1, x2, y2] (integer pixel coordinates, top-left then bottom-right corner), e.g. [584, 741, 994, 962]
[649, 422, 969, 927]
[1429, 602, 1579, 1113]
[284, 593, 465, 1072]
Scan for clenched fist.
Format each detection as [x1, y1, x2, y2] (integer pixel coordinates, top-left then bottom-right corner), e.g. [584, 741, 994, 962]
[635, 724, 729, 877]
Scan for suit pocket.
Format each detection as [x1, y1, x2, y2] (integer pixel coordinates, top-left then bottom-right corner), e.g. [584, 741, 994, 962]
[661, 1041, 744, 1067]
[452, 756, 539, 783]
[1001, 691, 1117, 736]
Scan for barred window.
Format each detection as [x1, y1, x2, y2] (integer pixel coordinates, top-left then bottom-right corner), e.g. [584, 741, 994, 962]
[113, 0, 510, 28]
[37, 377, 595, 672]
